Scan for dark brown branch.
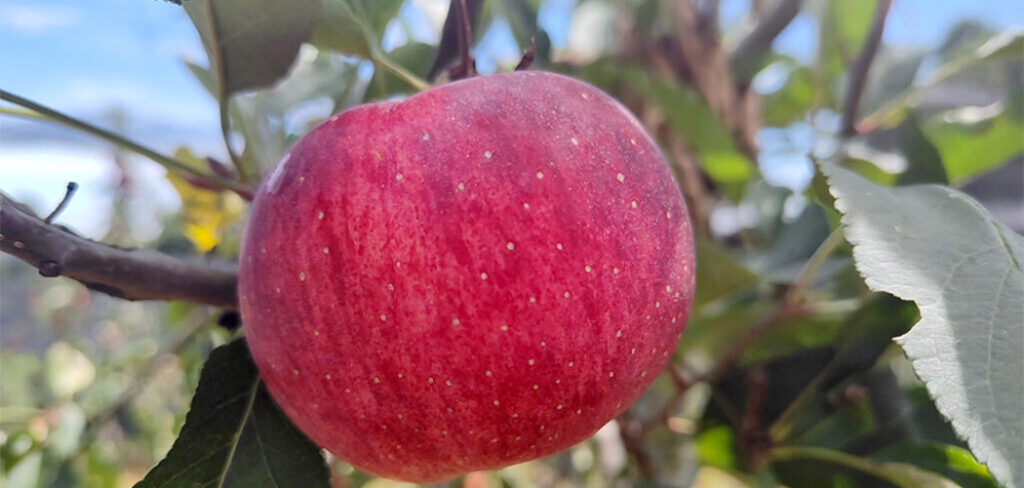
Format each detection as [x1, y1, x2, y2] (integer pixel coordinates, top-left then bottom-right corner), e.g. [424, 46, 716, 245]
[427, 0, 482, 81]
[729, 0, 805, 84]
[1, 192, 238, 309]
[840, 0, 893, 136]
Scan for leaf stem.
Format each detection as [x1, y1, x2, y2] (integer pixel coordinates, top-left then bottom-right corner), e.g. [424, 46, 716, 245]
[0, 90, 254, 196]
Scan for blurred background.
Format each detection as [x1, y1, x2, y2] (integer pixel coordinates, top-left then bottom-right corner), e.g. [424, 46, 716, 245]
[1, 0, 1022, 486]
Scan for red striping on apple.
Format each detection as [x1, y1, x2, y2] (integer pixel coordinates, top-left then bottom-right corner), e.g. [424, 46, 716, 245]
[238, 71, 695, 482]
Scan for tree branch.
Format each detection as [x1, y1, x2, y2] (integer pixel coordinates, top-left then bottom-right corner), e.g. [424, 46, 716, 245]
[0, 192, 238, 309]
[840, 0, 893, 136]
[427, 0, 483, 81]
[729, 0, 805, 84]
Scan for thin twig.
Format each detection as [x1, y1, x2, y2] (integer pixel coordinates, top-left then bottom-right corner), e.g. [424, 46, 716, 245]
[729, 0, 805, 83]
[43, 182, 78, 224]
[0, 90, 254, 197]
[840, 0, 893, 136]
[0, 192, 238, 308]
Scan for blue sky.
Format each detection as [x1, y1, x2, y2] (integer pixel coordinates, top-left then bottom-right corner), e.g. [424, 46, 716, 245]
[1, 0, 1021, 238]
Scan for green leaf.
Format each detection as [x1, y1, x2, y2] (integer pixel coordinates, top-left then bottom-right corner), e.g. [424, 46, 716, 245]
[311, 0, 401, 58]
[875, 443, 999, 488]
[772, 446, 964, 488]
[926, 113, 1024, 183]
[752, 204, 836, 284]
[896, 116, 948, 185]
[135, 339, 329, 488]
[693, 239, 761, 309]
[821, 161, 1024, 488]
[697, 425, 738, 471]
[370, 42, 434, 97]
[185, 0, 319, 96]
[771, 294, 919, 443]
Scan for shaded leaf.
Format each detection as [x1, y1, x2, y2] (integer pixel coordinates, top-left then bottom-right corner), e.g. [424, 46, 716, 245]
[311, 0, 401, 58]
[185, 0, 319, 96]
[135, 339, 329, 488]
[896, 116, 947, 185]
[875, 443, 999, 488]
[771, 294, 918, 443]
[371, 42, 435, 97]
[772, 446, 963, 488]
[693, 239, 761, 310]
[822, 161, 1024, 488]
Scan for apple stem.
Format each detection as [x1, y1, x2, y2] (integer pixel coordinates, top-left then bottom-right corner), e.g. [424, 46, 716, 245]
[514, 37, 536, 71]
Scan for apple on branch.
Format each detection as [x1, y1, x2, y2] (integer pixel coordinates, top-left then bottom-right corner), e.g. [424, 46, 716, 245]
[238, 71, 695, 482]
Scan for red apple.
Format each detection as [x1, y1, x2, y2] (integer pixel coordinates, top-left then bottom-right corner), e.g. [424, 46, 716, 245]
[238, 71, 695, 482]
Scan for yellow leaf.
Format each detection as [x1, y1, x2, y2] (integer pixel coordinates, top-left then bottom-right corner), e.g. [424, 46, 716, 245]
[167, 147, 244, 253]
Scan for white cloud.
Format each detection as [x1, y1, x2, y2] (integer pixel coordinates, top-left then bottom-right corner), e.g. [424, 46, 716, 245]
[1, 4, 81, 34]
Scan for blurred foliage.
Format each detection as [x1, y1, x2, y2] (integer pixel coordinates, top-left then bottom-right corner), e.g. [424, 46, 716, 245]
[2, 0, 1022, 487]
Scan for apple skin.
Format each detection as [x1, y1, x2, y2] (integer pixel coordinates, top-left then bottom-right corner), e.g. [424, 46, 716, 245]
[238, 71, 695, 482]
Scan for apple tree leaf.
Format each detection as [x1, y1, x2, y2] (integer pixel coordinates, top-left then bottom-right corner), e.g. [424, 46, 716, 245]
[135, 339, 329, 488]
[773, 446, 964, 488]
[875, 443, 999, 488]
[184, 0, 319, 97]
[311, 0, 402, 58]
[693, 239, 761, 309]
[821, 161, 1024, 488]
[926, 113, 1024, 183]
[896, 115, 948, 186]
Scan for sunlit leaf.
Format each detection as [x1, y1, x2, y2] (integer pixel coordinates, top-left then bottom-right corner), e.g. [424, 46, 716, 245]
[697, 425, 738, 471]
[926, 113, 1024, 183]
[167, 148, 246, 253]
[135, 339, 329, 488]
[822, 161, 1024, 488]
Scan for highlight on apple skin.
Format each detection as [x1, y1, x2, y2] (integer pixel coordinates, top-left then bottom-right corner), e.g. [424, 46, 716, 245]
[238, 71, 695, 482]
